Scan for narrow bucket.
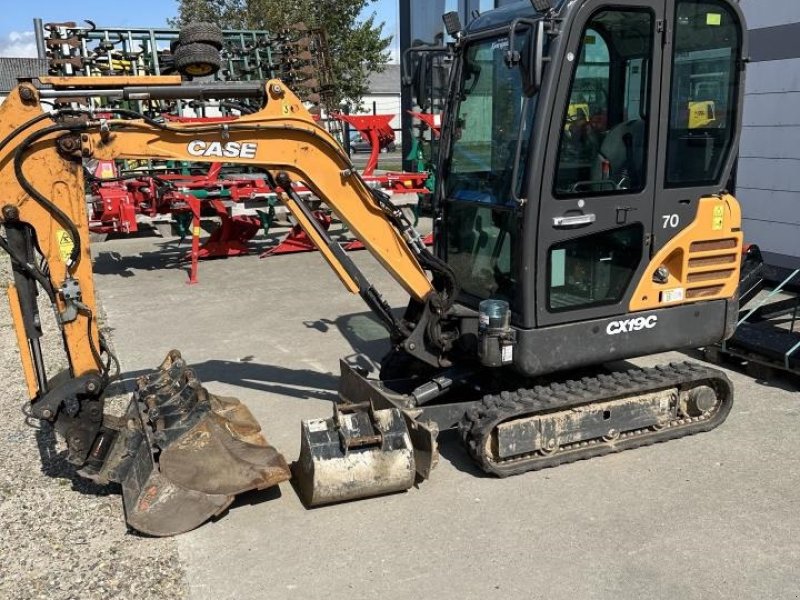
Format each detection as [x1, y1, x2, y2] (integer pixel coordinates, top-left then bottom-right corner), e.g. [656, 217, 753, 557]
[293, 403, 416, 507]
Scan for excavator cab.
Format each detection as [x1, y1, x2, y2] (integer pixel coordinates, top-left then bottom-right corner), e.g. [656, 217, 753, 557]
[434, 0, 746, 376]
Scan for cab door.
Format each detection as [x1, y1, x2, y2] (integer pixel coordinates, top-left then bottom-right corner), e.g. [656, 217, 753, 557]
[535, 0, 666, 327]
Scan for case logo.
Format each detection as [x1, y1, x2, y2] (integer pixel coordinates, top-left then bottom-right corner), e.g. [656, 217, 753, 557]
[186, 140, 258, 159]
[606, 315, 658, 335]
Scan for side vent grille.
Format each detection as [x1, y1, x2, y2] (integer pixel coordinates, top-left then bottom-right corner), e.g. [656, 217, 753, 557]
[686, 238, 739, 300]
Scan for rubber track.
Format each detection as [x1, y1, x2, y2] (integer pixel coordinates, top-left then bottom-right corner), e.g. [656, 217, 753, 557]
[459, 361, 733, 477]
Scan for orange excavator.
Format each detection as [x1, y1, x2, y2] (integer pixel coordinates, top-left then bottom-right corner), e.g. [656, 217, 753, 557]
[2, 0, 747, 535]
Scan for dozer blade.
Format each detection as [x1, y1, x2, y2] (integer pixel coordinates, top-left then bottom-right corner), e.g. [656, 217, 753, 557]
[106, 351, 291, 536]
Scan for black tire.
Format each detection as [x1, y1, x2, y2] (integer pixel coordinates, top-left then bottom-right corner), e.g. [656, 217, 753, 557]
[175, 42, 221, 78]
[178, 22, 224, 50]
[159, 53, 176, 74]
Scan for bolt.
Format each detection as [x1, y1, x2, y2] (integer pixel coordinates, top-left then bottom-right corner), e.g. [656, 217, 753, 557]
[82, 147, 91, 157]
[41, 409, 52, 419]
[2, 205, 20, 221]
[271, 83, 284, 96]
[547, 439, 556, 449]
[81, 134, 89, 142]
[408, 342, 416, 351]
[18, 86, 35, 104]
[86, 381, 97, 393]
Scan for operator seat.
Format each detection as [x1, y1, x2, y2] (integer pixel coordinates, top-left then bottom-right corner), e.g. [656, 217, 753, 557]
[592, 118, 646, 189]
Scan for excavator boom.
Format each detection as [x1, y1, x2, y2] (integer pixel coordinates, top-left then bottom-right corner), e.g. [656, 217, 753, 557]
[0, 78, 445, 534]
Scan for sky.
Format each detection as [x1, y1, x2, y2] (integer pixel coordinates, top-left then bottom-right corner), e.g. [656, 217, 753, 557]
[0, 0, 399, 59]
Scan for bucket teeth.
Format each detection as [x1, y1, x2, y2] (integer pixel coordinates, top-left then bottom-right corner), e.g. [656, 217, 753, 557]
[113, 350, 290, 536]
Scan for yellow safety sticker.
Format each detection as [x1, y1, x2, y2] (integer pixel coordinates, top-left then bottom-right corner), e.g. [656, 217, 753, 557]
[707, 13, 722, 26]
[712, 205, 725, 231]
[193, 226, 201, 237]
[282, 102, 291, 115]
[56, 229, 74, 263]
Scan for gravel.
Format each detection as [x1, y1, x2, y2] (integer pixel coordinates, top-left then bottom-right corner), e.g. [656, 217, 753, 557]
[0, 250, 187, 600]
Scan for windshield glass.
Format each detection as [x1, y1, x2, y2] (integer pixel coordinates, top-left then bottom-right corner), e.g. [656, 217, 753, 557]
[445, 34, 536, 205]
[443, 32, 535, 305]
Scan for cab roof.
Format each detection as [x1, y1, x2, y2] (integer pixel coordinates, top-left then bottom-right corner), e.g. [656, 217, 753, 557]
[466, 0, 568, 33]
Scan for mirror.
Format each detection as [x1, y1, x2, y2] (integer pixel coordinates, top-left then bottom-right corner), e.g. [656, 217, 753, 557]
[506, 18, 546, 97]
[412, 53, 433, 110]
[402, 44, 450, 110]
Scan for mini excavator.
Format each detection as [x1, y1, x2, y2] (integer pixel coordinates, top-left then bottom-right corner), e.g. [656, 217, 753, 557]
[2, 0, 747, 535]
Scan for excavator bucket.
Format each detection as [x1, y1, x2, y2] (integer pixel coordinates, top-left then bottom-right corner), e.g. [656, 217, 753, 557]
[101, 351, 291, 536]
[293, 403, 416, 507]
[293, 362, 439, 507]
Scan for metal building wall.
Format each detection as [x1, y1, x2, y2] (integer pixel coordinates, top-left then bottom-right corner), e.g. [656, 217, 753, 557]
[737, 0, 800, 257]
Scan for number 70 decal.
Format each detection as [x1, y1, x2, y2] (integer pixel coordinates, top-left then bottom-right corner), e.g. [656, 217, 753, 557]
[662, 214, 680, 229]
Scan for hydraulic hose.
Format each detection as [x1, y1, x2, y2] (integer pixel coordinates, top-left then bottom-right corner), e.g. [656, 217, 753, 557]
[13, 122, 89, 269]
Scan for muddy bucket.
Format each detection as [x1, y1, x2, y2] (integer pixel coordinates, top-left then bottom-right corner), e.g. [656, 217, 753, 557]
[293, 402, 416, 507]
[101, 351, 291, 536]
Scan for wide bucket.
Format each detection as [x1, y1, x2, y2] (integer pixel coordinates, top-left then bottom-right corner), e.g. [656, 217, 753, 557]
[108, 351, 291, 536]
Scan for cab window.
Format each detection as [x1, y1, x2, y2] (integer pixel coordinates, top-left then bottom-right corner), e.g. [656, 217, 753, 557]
[665, 0, 742, 187]
[554, 9, 654, 197]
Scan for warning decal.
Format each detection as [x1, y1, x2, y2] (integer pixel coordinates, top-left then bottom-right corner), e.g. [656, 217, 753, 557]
[712, 205, 724, 231]
[56, 229, 74, 263]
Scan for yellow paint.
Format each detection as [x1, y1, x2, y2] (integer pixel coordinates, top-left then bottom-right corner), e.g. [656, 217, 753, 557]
[0, 84, 109, 390]
[56, 229, 74, 263]
[193, 226, 202, 237]
[630, 195, 742, 312]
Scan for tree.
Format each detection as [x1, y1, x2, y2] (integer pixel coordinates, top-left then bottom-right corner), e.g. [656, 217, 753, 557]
[170, 0, 392, 107]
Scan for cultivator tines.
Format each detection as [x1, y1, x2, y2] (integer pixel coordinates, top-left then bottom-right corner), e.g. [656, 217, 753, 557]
[272, 23, 336, 117]
[38, 19, 279, 91]
[106, 350, 291, 536]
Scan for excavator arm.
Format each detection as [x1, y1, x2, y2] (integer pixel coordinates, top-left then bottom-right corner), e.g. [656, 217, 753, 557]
[0, 78, 453, 535]
[2, 78, 455, 396]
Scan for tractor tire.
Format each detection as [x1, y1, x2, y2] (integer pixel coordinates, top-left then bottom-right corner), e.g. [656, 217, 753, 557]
[178, 22, 224, 50]
[159, 52, 176, 75]
[175, 43, 221, 78]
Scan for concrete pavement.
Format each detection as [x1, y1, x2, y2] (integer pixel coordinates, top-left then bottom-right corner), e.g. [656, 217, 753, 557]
[93, 233, 800, 600]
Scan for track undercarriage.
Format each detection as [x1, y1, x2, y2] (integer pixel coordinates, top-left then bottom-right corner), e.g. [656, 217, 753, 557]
[347, 359, 733, 481]
[459, 362, 733, 477]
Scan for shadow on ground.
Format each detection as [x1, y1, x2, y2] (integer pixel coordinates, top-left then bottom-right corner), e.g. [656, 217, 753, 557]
[91, 224, 357, 279]
[107, 310, 395, 402]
